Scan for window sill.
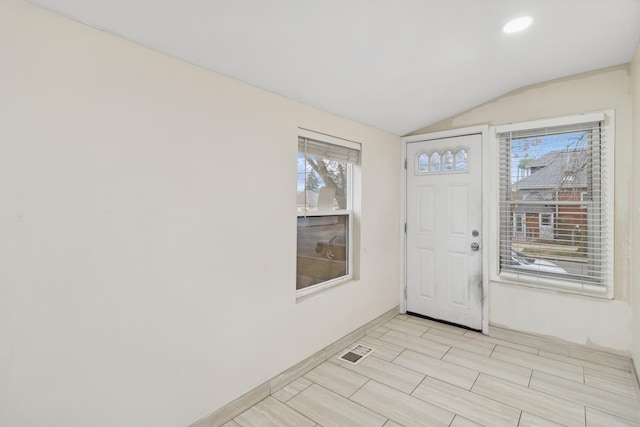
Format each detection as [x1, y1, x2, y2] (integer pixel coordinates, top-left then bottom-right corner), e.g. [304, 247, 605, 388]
[497, 271, 612, 299]
[296, 275, 354, 303]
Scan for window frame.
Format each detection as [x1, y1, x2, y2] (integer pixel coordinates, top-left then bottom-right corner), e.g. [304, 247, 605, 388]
[296, 129, 360, 299]
[492, 111, 614, 298]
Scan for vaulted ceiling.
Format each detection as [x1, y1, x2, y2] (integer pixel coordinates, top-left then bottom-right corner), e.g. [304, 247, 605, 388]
[29, 0, 640, 135]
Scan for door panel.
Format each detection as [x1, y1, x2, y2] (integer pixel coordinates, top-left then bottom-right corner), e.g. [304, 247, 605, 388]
[418, 248, 435, 299]
[449, 186, 467, 236]
[418, 187, 435, 233]
[447, 251, 468, 307]
[406, 134, 482, 330]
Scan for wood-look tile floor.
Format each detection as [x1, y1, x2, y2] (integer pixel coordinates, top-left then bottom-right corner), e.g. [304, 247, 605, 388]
[226, 315, 640, 427]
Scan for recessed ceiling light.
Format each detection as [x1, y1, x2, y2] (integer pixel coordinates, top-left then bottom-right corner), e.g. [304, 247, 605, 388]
[503, 16, 533, 34]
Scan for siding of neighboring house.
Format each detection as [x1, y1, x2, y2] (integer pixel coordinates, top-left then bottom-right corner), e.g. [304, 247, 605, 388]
[513, 150, 589, 242]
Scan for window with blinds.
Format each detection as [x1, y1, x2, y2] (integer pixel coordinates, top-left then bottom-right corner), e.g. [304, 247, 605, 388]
[296, 129, 361, 296]
[498, 116, 612, 291]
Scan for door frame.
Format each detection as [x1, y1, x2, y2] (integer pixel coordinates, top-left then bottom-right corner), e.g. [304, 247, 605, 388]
[400, 125, 490, 334]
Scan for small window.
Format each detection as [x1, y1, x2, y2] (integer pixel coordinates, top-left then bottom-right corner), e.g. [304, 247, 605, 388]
[442, 150, 454, 171]
[430, 152, 441, 172]
[497, 114, 613, 293]
[297, 131, 360, 296]
[455, 149, 468, 171]
[540, 213, 552, 226]
[418, 153, 429, 172]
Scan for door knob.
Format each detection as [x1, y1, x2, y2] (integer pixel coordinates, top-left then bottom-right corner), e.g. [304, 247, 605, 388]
[471, 242, 480, 251]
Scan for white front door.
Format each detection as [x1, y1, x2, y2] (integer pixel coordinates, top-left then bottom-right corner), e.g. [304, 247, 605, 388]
[513, 213, 525, 238]
[539, 213, 554, 239]
[406, 134, 482, 330]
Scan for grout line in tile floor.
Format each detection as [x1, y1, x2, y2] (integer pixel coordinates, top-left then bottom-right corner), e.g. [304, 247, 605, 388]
[515, 410, 523, 427]
[348, 383, 399, 426]
[407, 374, 424, 396]
[488, 343, 497, 358]
[348, 377, 371, 400]
[468, 371, 482, 391]
[319, 380, 391, 421]
[439, 342, 454, 360]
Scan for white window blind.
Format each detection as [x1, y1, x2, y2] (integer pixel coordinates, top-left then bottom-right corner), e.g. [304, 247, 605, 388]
[297, 136, 360, 164]
[498, 120, 609, 289]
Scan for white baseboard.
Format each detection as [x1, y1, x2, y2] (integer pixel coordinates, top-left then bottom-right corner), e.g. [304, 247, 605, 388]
[190, 306, 399, 427]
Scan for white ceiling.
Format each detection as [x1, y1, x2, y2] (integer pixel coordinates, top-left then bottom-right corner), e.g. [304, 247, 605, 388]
[29, 0, 640, 135]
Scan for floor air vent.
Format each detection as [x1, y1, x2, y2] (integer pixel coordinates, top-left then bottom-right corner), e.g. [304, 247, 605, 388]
[338, 344, 374, 365]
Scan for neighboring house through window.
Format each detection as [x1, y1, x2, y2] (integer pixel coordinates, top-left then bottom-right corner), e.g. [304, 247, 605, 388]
[296, 129, 360, 297]
[497, 112, 614, 294]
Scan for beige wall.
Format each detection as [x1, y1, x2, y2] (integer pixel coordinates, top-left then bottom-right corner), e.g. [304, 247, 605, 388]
[0, 1, 400, 427]
[631, 40, 640, 373]
[413, 65, 634, 353]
